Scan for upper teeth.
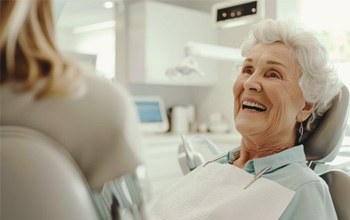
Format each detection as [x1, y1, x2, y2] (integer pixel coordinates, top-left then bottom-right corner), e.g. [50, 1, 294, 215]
[242, 101, 266, 111]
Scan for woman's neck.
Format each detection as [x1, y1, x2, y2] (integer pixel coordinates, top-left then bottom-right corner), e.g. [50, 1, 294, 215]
[233, 131, 296, 169]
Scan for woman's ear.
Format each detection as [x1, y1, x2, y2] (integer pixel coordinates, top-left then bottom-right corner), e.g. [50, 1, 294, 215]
[296, 102, 315, 122]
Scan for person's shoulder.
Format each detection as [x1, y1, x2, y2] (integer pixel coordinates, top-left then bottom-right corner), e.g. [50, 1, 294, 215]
[278, 165, 337, 220]
[283, 163, 328, 190]
[79, 68, 132, 107]
[269, 162, 325, 191]
[81, 68, 125, 94]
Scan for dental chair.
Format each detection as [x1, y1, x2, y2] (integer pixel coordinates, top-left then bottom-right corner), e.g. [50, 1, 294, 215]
[1, 126, 147, 220]
[305, 85, 350, 220]
[178, 85, 350, 220]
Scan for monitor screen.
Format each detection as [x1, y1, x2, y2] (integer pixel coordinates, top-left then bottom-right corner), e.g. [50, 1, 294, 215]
[134, 96, 169, 133]
[136, 101, 163, 123]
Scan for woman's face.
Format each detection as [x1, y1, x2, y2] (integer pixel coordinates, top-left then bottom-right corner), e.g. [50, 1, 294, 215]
[233, 42, 309, 138]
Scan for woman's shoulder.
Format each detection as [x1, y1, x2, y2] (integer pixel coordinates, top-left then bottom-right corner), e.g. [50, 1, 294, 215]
[80, 68, 128, 98]
[78, 68, 134, 114]
[271, 162, 328, 191]
[278, 166, 337, 220]
[77, 69, 140, 134]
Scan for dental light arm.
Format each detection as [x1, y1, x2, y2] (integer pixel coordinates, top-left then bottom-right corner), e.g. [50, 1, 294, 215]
[185, 41, 242, 61]
[166, 42, 242, 77]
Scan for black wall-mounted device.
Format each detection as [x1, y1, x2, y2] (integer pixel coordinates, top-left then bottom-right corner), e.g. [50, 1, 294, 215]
[212, 0, 264, 29]
[216, 1, 258, 22]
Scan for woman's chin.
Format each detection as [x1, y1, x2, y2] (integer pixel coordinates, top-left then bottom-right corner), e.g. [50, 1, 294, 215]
[235, 121, 264, 136]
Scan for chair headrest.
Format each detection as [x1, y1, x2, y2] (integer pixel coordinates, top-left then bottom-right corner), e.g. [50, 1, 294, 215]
[303, 85, 350, 162]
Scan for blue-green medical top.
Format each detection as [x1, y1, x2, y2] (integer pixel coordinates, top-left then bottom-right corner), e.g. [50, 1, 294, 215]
[228, 145, 337, 220]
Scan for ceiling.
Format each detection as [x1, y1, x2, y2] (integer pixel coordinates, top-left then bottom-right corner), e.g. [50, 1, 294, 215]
[55, 0, 225, 29]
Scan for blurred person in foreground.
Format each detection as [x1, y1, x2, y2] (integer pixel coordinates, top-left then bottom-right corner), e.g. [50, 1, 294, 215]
[1, 0, 145, 219]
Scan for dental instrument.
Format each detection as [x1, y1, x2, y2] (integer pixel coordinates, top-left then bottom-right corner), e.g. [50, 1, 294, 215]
[181, 135, 197, 170]
[244, 165, 272, 189]
[203, 150, 240, 167]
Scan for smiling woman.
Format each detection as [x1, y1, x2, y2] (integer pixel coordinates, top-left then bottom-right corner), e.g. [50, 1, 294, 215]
[233, 42, 312, 156]
[231, 19, 340, 220]
[150, 19, 341, 220]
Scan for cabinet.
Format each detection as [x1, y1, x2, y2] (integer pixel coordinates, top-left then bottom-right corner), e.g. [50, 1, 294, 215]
[128, 1, 218, 86]
[143, 136, 183, 202]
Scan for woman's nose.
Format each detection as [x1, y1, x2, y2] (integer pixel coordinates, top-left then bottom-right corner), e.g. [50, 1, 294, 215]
[243, 73, 262, 92]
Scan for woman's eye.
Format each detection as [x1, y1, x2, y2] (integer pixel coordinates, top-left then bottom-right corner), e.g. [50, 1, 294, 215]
[266, 71, 281, 79]
[242, 66, 254, 75]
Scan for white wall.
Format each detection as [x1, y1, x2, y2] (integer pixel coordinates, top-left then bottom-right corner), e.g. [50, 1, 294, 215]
[129, 84, 197, 107]
[57, 27, 115, 79]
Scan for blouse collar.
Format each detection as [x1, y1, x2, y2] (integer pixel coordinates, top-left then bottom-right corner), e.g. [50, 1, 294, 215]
[244, 145, 306, 175]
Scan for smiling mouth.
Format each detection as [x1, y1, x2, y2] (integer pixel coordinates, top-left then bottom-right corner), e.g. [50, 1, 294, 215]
[242, 101, 267, 112]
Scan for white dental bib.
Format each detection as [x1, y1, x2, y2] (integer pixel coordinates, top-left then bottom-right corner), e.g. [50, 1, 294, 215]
[151, 163, 295, 220]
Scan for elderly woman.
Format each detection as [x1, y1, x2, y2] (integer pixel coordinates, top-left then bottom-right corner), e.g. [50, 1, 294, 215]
[230, 19, 339, 219]
[152, 19, 340, 220]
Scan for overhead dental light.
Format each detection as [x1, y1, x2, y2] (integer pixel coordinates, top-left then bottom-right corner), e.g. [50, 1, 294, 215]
[166, 56, 205, 77]
[166, 41, 242, 77]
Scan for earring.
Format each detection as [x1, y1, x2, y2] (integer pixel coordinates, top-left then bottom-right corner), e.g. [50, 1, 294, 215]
[298, 122, 304, 143]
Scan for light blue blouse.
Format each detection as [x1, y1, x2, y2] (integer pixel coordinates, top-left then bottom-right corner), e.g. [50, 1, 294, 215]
[238, 145, 337, 220]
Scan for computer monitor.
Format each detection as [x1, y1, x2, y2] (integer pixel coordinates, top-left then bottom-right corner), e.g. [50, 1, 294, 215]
[134, 96, 169, 133]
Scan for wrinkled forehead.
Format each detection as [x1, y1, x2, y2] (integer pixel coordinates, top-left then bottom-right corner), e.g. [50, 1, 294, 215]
[244, 42, 301, 76]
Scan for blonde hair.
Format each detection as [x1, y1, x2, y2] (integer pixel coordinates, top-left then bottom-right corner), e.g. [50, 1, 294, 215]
[0, 0, 80, 99]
